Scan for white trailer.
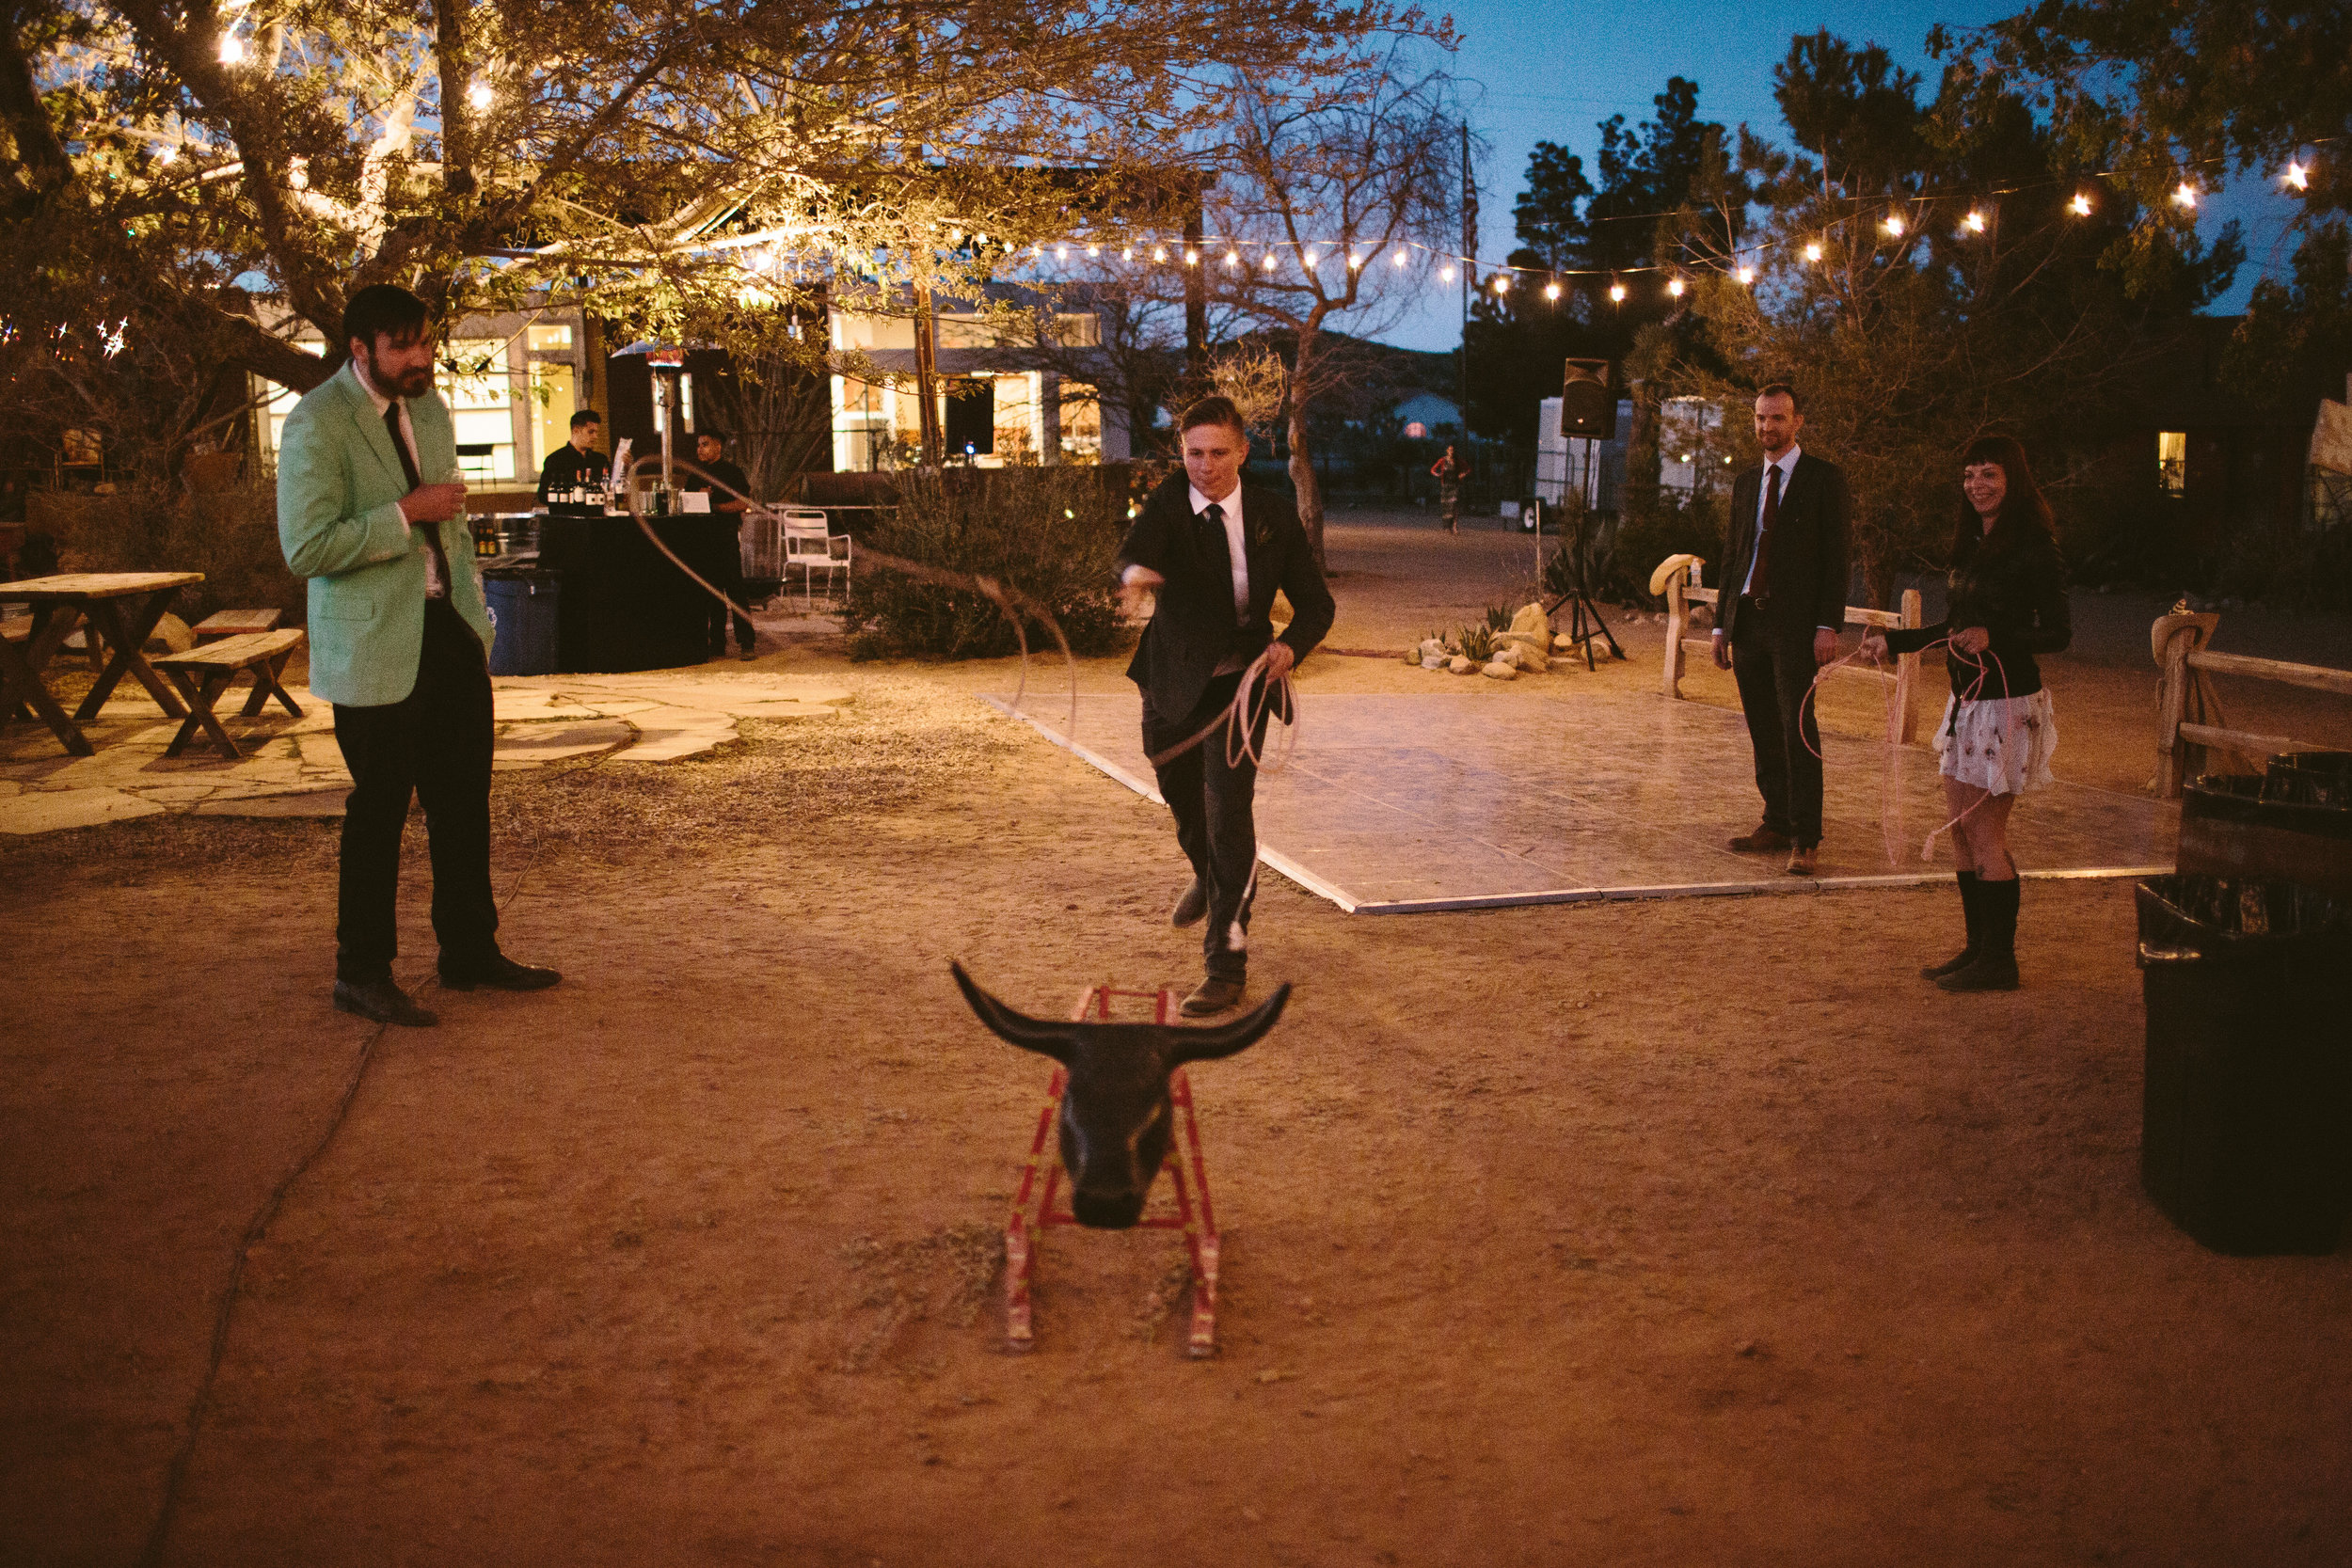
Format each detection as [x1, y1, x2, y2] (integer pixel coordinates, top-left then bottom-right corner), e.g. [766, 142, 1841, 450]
[1518, 396, 1629, 531]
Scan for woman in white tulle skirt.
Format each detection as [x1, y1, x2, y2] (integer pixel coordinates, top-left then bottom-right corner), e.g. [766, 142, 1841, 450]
[1863, 436, 2071, 992]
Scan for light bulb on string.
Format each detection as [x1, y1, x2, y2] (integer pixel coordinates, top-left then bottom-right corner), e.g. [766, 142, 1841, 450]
[1347, 252, 1363, 269]
[2069, 193, 2093, 216]
[1152, 245, 1167, 262]
[1056, 245, 1069, 260]
[1735, 264, 1756, 285]
[1391, 249, 1407, 268]
[1666, 277, 1685, 297]
[1544, 281, 1562, 300]
[2172, 182, 2198, 210]
[1087, 245, 1099, 258]
[1803, 241, 1824, 262]
[1962, 210, 1987, 234]
[1303, 250, 1318, 268]
[1121, 246, 1134, 261]
[2283, 161, 2309, 191]
[1224, 249, 1239, 269]
[1439, 265, 1454, 282]
[468, 80, 493, 111]
[1184, 250, 1198, 266]
[1608, 281, 1627, 303]
[1882, 213, 1905, 236]
[1492, 273, 1509, 293]
[1261, 252, 1277, 271]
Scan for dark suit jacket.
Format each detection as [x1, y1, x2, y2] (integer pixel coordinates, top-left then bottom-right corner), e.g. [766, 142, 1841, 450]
[1118, 474, 1336, 720]
[1717, 451, 1851, 644]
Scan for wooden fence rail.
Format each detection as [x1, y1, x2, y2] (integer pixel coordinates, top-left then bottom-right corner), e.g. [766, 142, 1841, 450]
[2152, 610, 2352, 797]
[1658, 559, 1926, 747]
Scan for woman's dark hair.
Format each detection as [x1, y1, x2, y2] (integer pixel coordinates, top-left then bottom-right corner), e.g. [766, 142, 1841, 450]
[1951, 434, 2056, 565]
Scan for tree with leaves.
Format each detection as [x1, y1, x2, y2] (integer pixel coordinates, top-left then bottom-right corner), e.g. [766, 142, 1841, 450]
[1657, 31, 2241, 602]
[0, 0, 1438, 483]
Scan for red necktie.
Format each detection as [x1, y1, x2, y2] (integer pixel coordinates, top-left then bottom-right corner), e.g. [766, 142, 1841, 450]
[1750, 462, 1781, 602]
[384, 401, 452, 597]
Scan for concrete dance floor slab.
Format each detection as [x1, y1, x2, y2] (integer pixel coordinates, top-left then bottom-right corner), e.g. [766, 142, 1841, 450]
[984, 687, 2177, 913]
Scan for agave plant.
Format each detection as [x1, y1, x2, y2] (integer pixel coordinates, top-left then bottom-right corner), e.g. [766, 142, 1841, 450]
[1456, 621, 1498, 663]
[1484, 604, 1515, 632]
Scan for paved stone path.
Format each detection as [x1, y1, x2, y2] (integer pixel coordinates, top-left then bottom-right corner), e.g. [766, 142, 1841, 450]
[0, 672, 849, 835]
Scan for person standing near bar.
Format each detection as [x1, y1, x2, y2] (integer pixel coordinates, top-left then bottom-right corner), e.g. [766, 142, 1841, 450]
[1118, 395, 1334, 1016]
[1711, 383, 1850, 877]
[682, 429, 755, 659]
[278, 283, 561, 1026]
[536, 409, 607, 505]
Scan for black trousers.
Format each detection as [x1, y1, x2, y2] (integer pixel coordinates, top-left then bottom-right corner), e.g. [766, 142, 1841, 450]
[703, 520, 753, 651]
[1144, 672, 1270, 980]
[331, 599, 500, 982]
[1730, 602, 1825, 847]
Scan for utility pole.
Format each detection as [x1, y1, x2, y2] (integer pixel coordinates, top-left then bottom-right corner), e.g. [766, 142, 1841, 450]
[1459, 120, 1475, 453]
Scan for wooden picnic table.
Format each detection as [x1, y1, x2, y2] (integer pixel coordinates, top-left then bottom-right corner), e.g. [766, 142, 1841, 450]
[0, 571, 204, 756]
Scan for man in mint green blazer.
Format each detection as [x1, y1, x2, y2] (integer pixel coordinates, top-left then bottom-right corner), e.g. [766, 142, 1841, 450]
[278, 283, 559, 1026]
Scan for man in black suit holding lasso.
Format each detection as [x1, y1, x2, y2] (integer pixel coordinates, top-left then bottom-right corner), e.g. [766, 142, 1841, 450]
[1710, 382, 1851, 877]
[1118, 396, 1335, 1015]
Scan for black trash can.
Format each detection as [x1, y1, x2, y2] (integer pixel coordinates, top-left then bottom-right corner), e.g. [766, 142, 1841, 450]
[2266, 751, 2352, 808]
[2179, 771, 2352, 895]
[2137, 872, 2352, 1255]
[485, 568, 562, 676]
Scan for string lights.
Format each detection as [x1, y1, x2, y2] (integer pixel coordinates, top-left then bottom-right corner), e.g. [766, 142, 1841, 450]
[1882, 213, 1905, 236]
[2283, 161, 2309, 190]
[1803, 241, 1823, 261]
[2172, 181, 2199, 210]
[1962, 209, 1987, 233]
[2069, 193, 2093, 215]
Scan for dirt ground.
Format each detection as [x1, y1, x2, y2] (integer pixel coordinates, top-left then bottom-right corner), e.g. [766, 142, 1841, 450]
[5, 507, 2350, 1566]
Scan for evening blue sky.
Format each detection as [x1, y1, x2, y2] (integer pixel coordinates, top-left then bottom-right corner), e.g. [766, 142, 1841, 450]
[1379, 0, 2300, 353]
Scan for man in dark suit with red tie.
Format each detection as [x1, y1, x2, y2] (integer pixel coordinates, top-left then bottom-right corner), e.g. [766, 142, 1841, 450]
[1709, 383, 1851, 877]
[1117, 396, 1335, 1015]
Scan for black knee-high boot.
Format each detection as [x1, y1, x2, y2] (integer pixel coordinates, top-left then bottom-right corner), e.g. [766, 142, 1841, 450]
[1939, 876, 2019, 991]
[1921, 870, 1981, 979]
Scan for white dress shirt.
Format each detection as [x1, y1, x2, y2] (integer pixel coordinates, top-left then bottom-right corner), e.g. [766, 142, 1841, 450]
[352, 362, 447, 599]
[1121, 483, 1250, 619]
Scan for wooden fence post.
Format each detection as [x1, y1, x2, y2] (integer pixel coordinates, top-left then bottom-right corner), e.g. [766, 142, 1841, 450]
[1662, 562, 1691, 700]
[1892, 587, 1923, 746]
[2151, 611, 2218, 799]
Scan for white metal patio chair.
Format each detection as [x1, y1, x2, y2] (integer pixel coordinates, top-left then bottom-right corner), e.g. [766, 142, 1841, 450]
[781, 509, 851, 608]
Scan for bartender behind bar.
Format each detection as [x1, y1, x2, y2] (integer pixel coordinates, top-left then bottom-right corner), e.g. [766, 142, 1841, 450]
[683, 430, 754, 659]
[536, 410, 607, 506]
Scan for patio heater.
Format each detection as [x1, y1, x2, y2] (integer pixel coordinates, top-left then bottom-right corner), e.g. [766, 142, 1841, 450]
[612, 341, 692, 502]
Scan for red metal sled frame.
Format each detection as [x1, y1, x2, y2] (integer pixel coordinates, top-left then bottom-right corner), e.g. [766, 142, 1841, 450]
[1003, 985, 1223, 1357]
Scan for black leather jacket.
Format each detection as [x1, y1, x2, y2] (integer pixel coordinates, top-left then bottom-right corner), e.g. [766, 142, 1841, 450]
[1885, 530, 2071, 701]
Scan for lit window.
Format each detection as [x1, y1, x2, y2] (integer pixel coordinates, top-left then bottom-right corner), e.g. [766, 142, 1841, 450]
[2158, 431, 2186, 495]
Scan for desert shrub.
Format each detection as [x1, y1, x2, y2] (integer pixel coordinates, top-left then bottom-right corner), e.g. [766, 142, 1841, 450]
[28, 483, 304, 626]
[842, 466, 1135, 660]
[1455, 621, 1497, 662]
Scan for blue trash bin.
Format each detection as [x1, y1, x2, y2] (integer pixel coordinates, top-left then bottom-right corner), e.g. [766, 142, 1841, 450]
[485, 569, 561, 675]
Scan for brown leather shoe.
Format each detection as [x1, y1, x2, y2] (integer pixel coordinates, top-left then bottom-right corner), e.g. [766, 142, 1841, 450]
[1786, 845, 1819, 877]
[1727, 825, 1792, 853]
[1181, 974, 1247, 1016]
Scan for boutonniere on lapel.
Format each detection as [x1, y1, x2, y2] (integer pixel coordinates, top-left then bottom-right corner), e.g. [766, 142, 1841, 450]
[1247, 499, 1275, 550]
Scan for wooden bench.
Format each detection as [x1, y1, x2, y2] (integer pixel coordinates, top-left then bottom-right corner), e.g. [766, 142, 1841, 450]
[151, 628, 306, 758]
[193, 608, 284, 643]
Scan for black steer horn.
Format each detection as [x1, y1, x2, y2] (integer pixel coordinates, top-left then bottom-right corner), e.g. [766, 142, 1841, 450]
[951, 961, 1288, 1227]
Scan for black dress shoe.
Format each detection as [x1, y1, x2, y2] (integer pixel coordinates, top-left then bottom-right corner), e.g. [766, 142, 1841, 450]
[333, 977, 438, 1027]
[1181, 974, 1246, 1016]
[437, 954, 563, 991]
[1169, 879, 1208, 928]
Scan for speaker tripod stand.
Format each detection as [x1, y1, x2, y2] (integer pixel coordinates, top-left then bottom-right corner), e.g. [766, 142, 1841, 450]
[1541, 453, 1625, 673]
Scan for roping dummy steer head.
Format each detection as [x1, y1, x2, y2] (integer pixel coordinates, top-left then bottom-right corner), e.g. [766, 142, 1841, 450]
[951, 962, 1289, 1229]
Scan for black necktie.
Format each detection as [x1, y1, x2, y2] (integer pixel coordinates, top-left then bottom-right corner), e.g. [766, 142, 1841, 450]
[1751, 463, 1781, 601]
[384, 400, 452, 597]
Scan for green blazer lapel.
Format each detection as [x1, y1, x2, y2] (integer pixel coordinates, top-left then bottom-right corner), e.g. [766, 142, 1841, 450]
[338, 364, 412, 496]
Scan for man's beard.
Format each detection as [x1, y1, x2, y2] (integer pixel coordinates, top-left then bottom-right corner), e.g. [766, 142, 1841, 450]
[359, 346, 434, 399]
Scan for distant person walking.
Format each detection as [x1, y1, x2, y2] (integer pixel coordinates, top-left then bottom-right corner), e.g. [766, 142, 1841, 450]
[1430, 445, 1461, 533]
[1863, 435, 2071, 992]
[277, 282, 560, 1027]
[1712, 383, 1851, 877]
